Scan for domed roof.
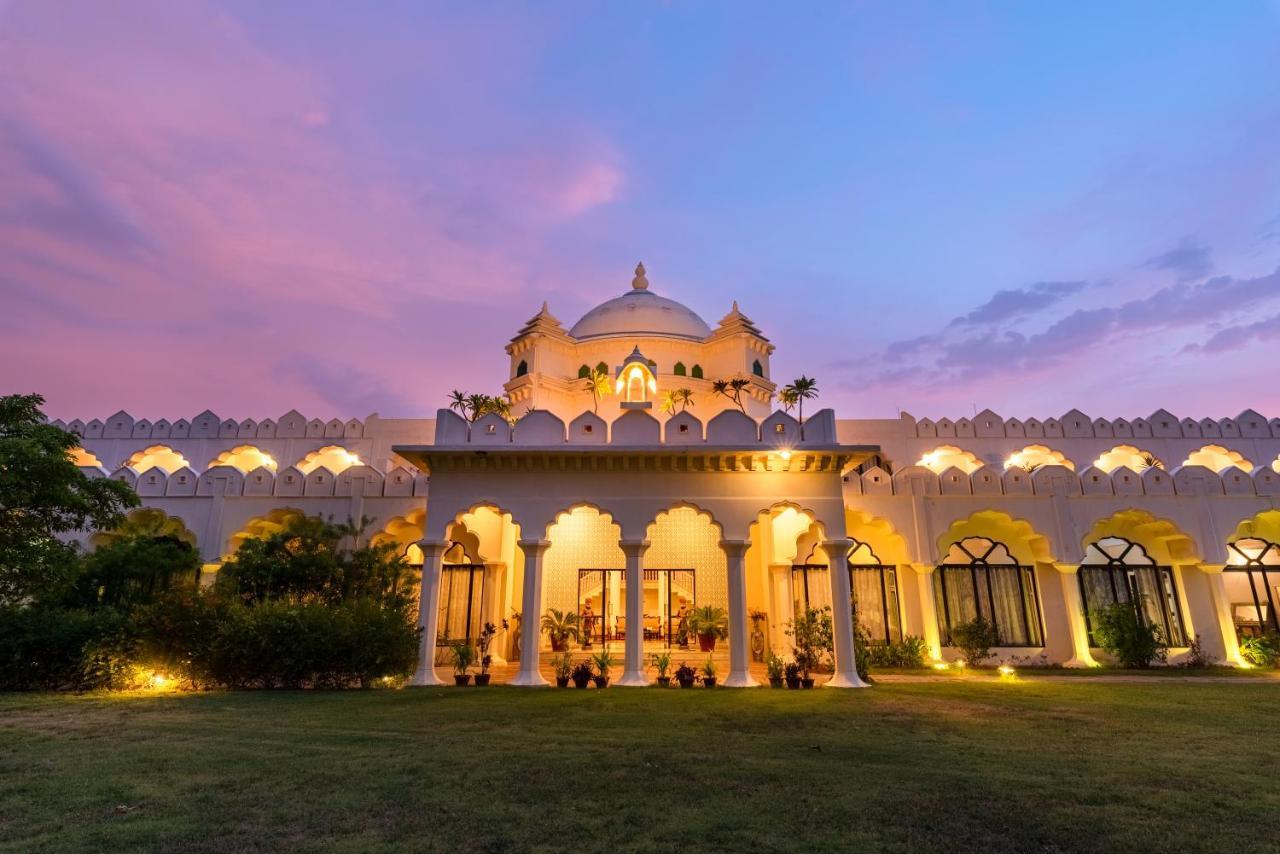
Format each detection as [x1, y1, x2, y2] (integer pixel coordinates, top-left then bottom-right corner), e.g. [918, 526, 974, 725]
[568, 263, 712, 342]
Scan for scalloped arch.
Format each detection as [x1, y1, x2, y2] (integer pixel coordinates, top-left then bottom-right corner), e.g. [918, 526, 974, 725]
[125, 445, 191, 474]
[937, 510, 1054, 565]
[917, 445, 982, 475]
[90, 507, 198, 549]
[209, 445, 278, 473]
[645, 502, 725, 541]
[845, 509, 911, 565]
[71, 447, 104, 469]
[1004, 444, 1074, 472]
[295, 445, 362, 475]
[1184, 444, 1253, 473]
[1230, 509, 1280, 546]
[1094, 444, 1164, 473]
[1081, 509, 1199, 565]
[225, 507, 307, 559]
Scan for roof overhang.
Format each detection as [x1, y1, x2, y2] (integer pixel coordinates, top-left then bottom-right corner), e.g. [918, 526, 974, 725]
[393, 444, 879, 476]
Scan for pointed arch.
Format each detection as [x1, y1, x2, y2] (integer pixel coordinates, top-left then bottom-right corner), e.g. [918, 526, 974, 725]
[515, 359, 529, 377]
[690, 364, 704, 379]
[673, 361, 687, 376]
[578, 364, 591, 379]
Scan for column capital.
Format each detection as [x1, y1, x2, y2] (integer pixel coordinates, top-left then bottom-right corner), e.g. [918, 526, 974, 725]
[619, 539, 651, 557]
[517, 538, 551, 555]
[909, 561, 937, 575]
[1197, 563, 1227, 574]
[820, 538, 855, 562]
[415, 538, 449, 562]
[720, 539, 749, 560]
[1052, 562, 1081, 575]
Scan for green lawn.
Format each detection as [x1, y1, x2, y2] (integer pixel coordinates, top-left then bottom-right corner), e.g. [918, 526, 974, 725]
[2, 680, 1277, 852]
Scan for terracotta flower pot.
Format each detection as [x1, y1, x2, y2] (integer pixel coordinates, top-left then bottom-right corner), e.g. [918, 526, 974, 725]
[769, 678, 784, 689]
[454, 674, 471, 686]
[473, 674, 491, 687]
[592, 676, 609, 688]
[698, 635, 717, 652]
[656, 676, 671, 687]
[572, 676, 591, 689]
[702, 677, 717, 688]
[550, 638, 566, 653]
[677, 678, 695, 689]
[555, 677, 569, 688]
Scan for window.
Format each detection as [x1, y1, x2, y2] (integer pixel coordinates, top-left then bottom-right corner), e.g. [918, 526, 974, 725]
[437, 564, 485, 645]
[691, 364, 703, 379]
[752, 360, 764, 377]
[1226, 538, 1280, 639]
[1078, 538, 1187, 646]
[648, 359, 658, 372]
[791, 540, 902, 644]
[935, 538, 1044, 647]
[583, 423, 593, 434]
[515, 360, 528, 377]
[774, 423, 786, 434]
[678, 423, 689, 434]
[595, 361, 608, 375]
[673, 362, 686, 376]
[578, 364, 590, 379]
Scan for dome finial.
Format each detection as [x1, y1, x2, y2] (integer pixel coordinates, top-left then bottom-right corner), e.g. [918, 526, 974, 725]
[632, 262, 649, 290]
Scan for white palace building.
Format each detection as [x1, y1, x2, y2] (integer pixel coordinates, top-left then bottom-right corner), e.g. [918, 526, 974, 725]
[64, 265, 1280, 685]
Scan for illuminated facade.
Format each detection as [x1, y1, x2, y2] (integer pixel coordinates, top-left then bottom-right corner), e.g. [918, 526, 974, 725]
[65, 265, 1280, 684]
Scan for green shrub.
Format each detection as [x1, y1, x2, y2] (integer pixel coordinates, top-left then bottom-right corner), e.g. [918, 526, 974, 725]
[950, 618, 998, 666]
[1091, 602, 1167, 668]
[1239, 633, 1280, 668]
[0, 606, 139, 691]
[863, 635, 929, 669]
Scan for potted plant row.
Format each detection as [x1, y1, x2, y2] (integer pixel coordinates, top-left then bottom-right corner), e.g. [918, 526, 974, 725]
[552, 652, 573, 688]
[450, 642, 475, 686]
[591, 651, 614, 688]
[700, 656, 717, 688]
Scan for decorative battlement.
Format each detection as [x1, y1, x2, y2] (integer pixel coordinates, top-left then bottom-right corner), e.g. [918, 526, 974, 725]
[431, 407, 840, 447]
[901, 408, 1280, 440]
[48, 409, 369, 441]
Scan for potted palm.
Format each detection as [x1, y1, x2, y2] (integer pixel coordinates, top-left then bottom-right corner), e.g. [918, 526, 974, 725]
[473, 621, 505, 686]
[540, 608, 581, 653]
[450, 641, 475, 686]
[765, 651, 785, 688]
[570, 660, 594, 689]
[674, 662, 697, 688]
[591, 650, 614, 688]
[651, 651, 673, 686]
[701, 656, 718, 688]
[552, 652, 573, 688]
[687, 605, 729, 652]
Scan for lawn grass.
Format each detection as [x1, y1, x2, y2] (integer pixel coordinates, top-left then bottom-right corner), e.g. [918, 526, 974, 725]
[2, 680, 1278, 853]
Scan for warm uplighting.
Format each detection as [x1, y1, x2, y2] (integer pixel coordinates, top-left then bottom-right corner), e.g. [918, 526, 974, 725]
[932, 661, 949, 671]
[780, 450, 792, 461]
[125, 445, 192, 475]
[295, 445, 363, 475]
[615, 362, 657, 402]
[1003, 444, 1073, 472]
[209, 445, 278, 473]
[998, 664, 1017, 680]
[917, 445, 982, 474]
[1183, 444, 1253, 474]
[1094, 444, 1163, 473]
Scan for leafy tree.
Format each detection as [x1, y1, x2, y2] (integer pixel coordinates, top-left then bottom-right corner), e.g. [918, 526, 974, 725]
[70, 534, 201, 609]
[0, 394, 138, 605]
[950, 618, 998, 666]
[781, 375, 819, 425]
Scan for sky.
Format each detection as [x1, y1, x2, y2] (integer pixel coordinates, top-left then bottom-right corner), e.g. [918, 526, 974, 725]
[2, 1, 1279, 423]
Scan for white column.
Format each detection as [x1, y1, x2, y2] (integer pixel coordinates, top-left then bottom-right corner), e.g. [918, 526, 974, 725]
[483, 563, 507, 665]
[410, 538, 449, 687]
[1056, 564, 1100, 668]
[723, 539, 759, 687]
[617, 539, 650, 686]
[822, 538, 869, 688]
[1203, 566, 1246, 666]
[511, 539, 551, 687]
[913, 563, 943, 662]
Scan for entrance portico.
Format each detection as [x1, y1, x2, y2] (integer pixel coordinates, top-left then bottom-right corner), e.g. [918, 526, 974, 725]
[396, 418, 876, 687]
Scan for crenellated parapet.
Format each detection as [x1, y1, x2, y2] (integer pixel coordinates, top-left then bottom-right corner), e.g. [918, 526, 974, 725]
[50, 409, 368, 440]
[431, 407, 840, 446]
[902, 408, 1280, 440]
[849, 461, 1280, 498]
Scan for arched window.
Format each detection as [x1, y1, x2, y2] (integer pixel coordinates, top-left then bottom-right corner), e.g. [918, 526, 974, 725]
[125, 445, 191, 475]
[917, 445, 982, 475]
[1079, 537, 1186, 646]
[752, 360, 764, 377]
[673, 362, 686, 376]
[936, 537, 1044, 648]
[648, 359, 658, 372]
[578, 364, 591, 379]
[295, 445, 362, 475]
[1226, 537, 1280, 638]
[1094, 445, 1164, 473]
[1004, 445, 1074, 472]
[1183, 444, 1253, 473]
[595, 361, 608, 376]
[209, 445, 278, 474]
[790, 540, 903, 645]
[690, 364, 704, 379]
[515, 360, 528, 377]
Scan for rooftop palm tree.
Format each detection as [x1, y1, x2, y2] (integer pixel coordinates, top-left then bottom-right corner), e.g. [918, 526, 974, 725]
[712, 378, 750, 413]
[584, 367, 612, 414]
[661, 387, 696, 415]
[782, 375, 819, 426]
[448, 390, 468, 418]
[777, 387, 799, 414]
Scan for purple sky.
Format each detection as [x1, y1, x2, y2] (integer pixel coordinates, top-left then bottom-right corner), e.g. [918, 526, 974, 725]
[3, 1, 1279, 423]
